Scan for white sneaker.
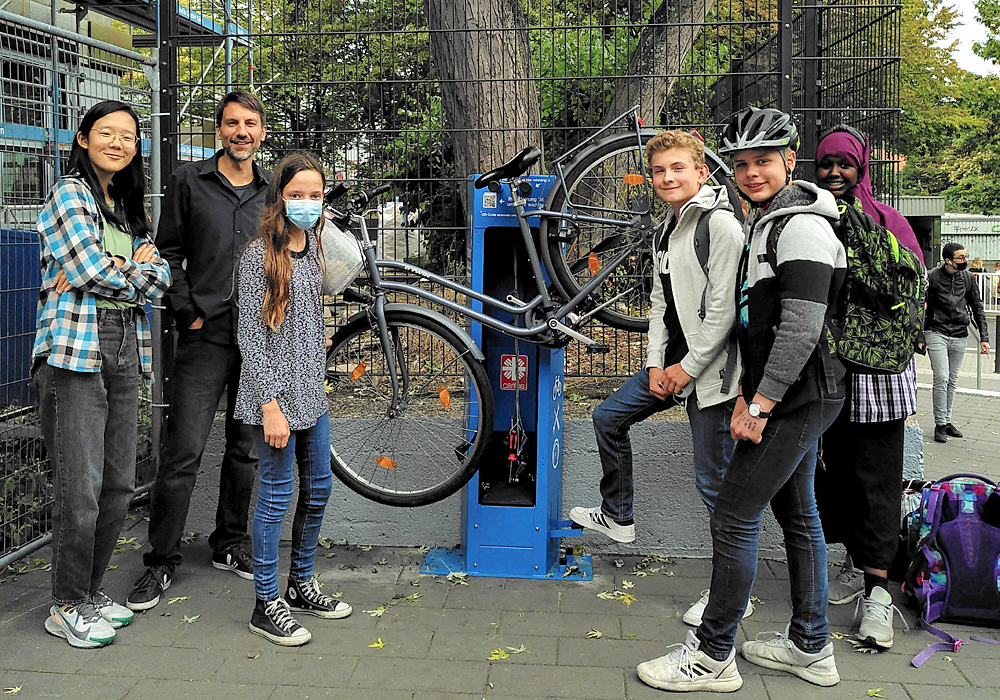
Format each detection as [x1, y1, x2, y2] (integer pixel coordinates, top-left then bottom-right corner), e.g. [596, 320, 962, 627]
[741, 625, 840, 687]
[44, 602, 117, 649]
[568, 506, 635, 543]
[828, 560, 864, 605]
[856, 586, 905, 649]
[637, 629, 743, 692]
[92, 590, 134, 629]
[682, 589, 755, 627]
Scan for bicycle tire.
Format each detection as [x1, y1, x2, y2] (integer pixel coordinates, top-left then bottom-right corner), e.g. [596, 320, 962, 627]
[541, 130, 735, 333]
[326, 309, 494, 507]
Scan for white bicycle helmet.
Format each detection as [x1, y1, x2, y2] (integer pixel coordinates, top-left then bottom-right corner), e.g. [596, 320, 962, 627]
[719, 107, 800, 157]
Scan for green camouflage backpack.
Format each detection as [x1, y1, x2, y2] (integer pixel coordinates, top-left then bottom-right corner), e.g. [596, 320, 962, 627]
[766, 197, 926, 373]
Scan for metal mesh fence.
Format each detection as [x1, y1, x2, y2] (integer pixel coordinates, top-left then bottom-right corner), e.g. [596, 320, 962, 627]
[1, 13, 155, 562]
[161, 0, 900, 384]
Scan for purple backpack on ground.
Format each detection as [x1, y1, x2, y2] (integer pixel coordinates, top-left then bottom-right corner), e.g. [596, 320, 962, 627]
[903, 473, 1000, 666]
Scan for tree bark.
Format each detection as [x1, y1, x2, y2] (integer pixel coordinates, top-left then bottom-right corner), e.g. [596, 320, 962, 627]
[603, 0, 715, 125]
[427, 0, 543, 185]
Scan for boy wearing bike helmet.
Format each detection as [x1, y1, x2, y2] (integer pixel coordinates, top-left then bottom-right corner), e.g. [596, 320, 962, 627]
[636, 108, 847, 693]
[567, 130, 749, 627]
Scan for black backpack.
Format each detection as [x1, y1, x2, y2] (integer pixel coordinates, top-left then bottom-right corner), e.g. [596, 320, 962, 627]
[765, 198, 925, 373]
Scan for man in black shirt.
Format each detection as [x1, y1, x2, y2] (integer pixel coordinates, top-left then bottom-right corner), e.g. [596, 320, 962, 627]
[128, 91, 271, 611]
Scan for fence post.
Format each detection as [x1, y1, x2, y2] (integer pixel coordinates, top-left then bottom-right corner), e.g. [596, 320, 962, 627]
[778, 0, 793, 117]
[800, 2, 820, 178]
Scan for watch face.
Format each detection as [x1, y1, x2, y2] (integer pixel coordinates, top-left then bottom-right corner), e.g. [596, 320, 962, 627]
[749, 403, 761, 417]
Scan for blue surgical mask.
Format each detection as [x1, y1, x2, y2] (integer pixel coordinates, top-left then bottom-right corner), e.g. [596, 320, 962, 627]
[283, 199, 322, 231]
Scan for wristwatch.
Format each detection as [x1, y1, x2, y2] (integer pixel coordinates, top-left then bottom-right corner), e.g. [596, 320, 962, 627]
[748, 402, 771, 419]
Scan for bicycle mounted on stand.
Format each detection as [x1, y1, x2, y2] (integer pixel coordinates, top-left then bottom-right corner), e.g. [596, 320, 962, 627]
[323, 106, 737, 508]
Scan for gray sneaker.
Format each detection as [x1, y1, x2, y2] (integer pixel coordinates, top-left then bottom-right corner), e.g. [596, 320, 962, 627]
[44, 601, 117, 649]
[828, 560, 864, 605]
[857, 586, 905, 649]
[741, 625, 840, 687]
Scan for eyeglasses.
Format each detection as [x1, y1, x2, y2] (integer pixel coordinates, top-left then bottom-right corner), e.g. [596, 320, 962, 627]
[952, 255, 969, 262]
[90, 128, 138, 148]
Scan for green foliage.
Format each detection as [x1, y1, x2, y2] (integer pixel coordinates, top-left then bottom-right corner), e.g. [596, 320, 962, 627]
[1, 436, 50, 553]
[973, 0, 1000, 63]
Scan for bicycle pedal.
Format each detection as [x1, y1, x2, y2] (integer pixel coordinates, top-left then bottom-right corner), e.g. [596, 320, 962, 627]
[585, 343, 611, 354]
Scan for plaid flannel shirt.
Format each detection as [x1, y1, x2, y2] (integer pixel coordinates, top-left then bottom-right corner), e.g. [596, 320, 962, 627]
[32, 177, 171, 375]
[849, 359, 918, 423]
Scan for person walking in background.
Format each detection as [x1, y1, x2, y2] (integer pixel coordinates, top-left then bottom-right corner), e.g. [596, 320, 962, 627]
[33, 100, 171, 647]
[236, 153, 352, 646]
[925, 242, 990, 443]
[811, 125, 924, 649]
[128, 90, 271, 611]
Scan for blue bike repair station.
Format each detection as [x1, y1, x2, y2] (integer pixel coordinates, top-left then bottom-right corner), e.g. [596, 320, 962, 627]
[422, 174, 592, 581]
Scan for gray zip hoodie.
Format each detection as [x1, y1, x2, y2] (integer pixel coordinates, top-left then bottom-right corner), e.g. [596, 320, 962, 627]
[646, 184, 744, 408]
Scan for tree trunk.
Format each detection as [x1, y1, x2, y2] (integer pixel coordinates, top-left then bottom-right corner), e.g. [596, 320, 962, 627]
[603, 0, 715, 125]
[427, 0, 543, 185]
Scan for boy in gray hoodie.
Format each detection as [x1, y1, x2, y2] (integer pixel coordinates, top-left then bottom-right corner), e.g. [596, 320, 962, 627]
[567, 130, 746, 625]
[636, 108, 847, 693]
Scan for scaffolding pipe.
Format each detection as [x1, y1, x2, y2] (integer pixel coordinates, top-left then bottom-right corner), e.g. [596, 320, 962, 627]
[0, 10, 157, 66]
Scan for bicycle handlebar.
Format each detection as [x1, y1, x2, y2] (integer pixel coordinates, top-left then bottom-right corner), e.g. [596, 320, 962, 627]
[325, 183, 392, 228]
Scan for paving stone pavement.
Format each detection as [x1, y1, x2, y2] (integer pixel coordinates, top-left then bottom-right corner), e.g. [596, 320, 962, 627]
[2, 391, 999, 698]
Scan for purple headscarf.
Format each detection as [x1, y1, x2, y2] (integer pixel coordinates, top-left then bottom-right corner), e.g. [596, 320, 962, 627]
[816, 131, 924, 266]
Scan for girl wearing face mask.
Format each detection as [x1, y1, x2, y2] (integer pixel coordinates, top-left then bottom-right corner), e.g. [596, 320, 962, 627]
[235, 153, 352, 646]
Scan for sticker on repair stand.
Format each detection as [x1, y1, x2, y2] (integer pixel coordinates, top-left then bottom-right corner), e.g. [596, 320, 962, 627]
[500, 354, 528, 391]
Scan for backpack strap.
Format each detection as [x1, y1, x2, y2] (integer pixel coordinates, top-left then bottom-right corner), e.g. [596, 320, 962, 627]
[694, 204, 739, 395]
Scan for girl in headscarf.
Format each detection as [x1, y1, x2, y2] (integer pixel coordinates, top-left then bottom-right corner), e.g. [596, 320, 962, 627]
[813, 125, 924, 652]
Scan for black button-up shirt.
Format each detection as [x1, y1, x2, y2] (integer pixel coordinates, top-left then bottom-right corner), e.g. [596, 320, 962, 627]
[156, 151, 271, 345]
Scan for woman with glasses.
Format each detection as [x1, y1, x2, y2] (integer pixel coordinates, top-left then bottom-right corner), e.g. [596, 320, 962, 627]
[32, 100, 171, 648]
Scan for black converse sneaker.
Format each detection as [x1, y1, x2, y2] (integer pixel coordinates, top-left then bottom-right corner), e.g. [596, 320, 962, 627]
[286, 577, 353, 619]
[249, 598, 311, 646]
[212, 544, 254, 580]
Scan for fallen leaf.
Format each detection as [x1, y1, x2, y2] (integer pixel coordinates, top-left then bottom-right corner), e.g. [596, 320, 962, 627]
[333, 538, 348, 546]
[613, 559, 624, 568]
[317, 536, 334, 549]
[106, 564, 118, 570]
[180, 532, 196, 543]
[586, 629, 603, 639]
[829, 631, 847, 640]
[167, 596, 190, 605]
[866, 687, 886, 698]
[416, 545, 431, 554]
[360, 545, 373, 552]
[4, 687, 22, 696]
[377, 558, 388, 565]
[363, 606, 388, 617]
[621, 579, 635, 589]
[447, 572, 470, 586]
[181, 614, 200, 624]
[368, 637, 387, 649]
[488, 647, 509, 661]
[562, 564, 580, 578]
[247, 652, 260, 659]
[624, 633, 636, 640]
[506, 644, 529, 654]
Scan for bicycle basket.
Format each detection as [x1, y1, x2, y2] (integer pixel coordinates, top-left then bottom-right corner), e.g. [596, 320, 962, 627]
[320, 218, 365, 296]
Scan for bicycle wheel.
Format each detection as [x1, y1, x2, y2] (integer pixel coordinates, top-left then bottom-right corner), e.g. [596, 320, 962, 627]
[325, 308, 494, 507]
[541, 130, 735, 332]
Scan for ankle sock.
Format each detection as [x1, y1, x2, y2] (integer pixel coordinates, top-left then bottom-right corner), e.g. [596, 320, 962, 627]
[863, 572, 889, 596]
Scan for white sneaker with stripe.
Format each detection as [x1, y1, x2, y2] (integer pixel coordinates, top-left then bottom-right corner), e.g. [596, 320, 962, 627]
[568, 506, 635, 543]
[637, 629, 743, 692]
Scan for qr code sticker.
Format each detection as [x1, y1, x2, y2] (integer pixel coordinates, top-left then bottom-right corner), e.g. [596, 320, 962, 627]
[483, 192, 498, 209]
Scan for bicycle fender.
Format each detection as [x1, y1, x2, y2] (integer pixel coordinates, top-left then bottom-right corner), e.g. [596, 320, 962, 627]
[341, 303, 485, 363]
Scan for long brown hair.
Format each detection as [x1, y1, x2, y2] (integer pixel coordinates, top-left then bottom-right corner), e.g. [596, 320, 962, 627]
[256, 152, 325, 330]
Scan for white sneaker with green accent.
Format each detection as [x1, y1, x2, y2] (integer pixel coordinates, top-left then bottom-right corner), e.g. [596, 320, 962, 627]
[682, 589, 755, 627]
[93, 590, 134, 629]
[44, 602, 117, 649]
[741, 625, 840, 687]
[637, 629, 743, 693]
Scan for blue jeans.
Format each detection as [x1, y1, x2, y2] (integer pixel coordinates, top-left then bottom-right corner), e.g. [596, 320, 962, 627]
[252, 413, 333, 600]
[696, 397, 843, 661]
[593, 368, 736, 523]
[145, 331, 256, 572]
[34, 308, 140, 604]
[925, 330, 966, 426]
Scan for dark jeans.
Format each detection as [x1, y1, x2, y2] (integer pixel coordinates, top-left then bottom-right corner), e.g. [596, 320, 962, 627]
[593, 368, 736, 522]
[697, 397, 844, 661]
[35, 308, 139, 604]
[144, 332, 256, 572]
[252, 414, 333, 600]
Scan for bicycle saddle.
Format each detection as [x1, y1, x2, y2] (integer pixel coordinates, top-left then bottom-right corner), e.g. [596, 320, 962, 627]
[474, 146, 542, 189]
